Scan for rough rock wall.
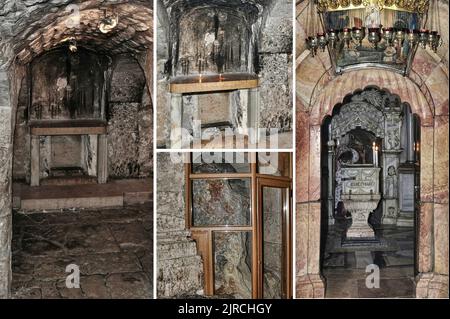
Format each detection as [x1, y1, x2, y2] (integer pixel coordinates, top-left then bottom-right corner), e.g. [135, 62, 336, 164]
[12, 78, 29, 181]
[192, 163, 250, 226]
[258, 0, 293, 133]
[0, 68, 12, 298]
[157, 153, 203, 297]
[108, 54, 152, 178]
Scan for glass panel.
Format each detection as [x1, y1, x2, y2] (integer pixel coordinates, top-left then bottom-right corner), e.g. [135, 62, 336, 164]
[258, 153, 291, 177]
[192, 152, 250, 173]
[262, 186, 285, 299]
[213, 231, 252, 298]
[192, 179, 251, 226]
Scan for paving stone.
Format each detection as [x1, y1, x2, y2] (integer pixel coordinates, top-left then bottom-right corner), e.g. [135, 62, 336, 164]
[11, 204, 153, 299]
[80, 275, 110, 299]
[106, 272, 152, 299]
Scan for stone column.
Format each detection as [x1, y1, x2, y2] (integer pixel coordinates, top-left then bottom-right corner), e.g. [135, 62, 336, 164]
[382, 110, 403, 225]
[169, 93, 183, 149]
[327, 140, 335, 225]
[0, 69, 12, 298]
[30, 135, 40, 186]
[97, 134, 108, 184]
[248, 88, 260, 145]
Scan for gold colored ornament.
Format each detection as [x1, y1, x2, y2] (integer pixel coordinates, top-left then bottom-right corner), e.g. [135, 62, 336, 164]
[341, 0, 351, 8]
[316, 0, 428, 13]
[328, 0, 340, 10]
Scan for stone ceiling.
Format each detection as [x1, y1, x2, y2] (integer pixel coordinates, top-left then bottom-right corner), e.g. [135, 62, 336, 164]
[0, 0, 153, 67]
[161, 0, 274, 22]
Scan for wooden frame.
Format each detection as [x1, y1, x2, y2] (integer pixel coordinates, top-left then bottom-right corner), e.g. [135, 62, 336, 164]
[184, 152, 292, 299]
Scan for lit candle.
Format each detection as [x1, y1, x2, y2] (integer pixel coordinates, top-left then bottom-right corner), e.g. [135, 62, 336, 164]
[219, 73, 223, 81]
[372, 142, 376, 166]
[375, 145, 379, 166]
[199, 74, 202, 83]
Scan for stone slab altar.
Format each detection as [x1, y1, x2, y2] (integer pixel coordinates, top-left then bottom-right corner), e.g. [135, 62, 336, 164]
[341, 166, 381, 241]
[168, 73, 260, 148]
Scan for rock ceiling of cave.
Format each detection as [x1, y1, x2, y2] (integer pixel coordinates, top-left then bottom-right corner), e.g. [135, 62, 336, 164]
[162, 0, 274, 20]
[0, 0, 153, 66]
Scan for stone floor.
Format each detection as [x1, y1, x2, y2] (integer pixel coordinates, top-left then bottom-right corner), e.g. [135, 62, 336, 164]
[11, 203, 153, 299]
[323, 220, 415, 298]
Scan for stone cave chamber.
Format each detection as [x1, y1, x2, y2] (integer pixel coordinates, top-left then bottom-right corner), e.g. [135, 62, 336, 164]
[156, 0, 293, 149]
[296, 0, 448, 298]
[157, 152, 293, 299]
[0, 0, 153, 299]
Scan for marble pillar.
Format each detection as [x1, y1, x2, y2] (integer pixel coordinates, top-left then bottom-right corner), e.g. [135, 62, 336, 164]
[169, 93, 183, 149]
[382, 109, 403, 225]
[248, 88, 260, 145]
[327, 140, 335, 225]
[30, 135, 40, 186]
[97, 134, 108, 184]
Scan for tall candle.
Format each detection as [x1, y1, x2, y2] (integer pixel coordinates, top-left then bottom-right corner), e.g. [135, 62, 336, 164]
[372, 142, 376, 166]
[375, 145, 379, 166]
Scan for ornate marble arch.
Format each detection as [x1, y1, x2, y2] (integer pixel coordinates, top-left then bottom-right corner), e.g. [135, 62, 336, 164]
[331, 101, 385, 139]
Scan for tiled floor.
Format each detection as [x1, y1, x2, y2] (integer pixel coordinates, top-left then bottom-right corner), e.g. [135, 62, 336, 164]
[323, 219, 415, 298]
[11, 203, 153, 299]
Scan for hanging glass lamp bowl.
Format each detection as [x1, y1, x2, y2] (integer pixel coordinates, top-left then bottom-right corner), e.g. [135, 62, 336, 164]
[406, 29, 420, 47]
[351, 27, 365, 47]
[381, 27, 394, 47]
[393, 28, 406, 48]
[368, 28, 381, 48]
[307, 36, 319, 56]
[327, 29, 339, 49]
[317, 33, 328, 51]
[340, 28, 352, 48]
[419, 29, 429, 49]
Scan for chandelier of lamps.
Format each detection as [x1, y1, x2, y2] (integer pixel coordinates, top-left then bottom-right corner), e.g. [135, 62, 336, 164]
[305, 0, 443, 58]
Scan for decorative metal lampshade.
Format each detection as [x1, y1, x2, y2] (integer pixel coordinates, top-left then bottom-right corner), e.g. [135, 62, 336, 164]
[304, 0, 442, 75]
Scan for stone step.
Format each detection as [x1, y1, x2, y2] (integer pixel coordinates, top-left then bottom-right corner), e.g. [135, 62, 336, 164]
[41, 175, 97, 186]
[157, 240, 198, 260]
[397, 213, 414, 227]
[157, 214, 186, 232]
[14, 178, 152, 210]
[157, 255, 203, 298]
[157, 230, 192, 243]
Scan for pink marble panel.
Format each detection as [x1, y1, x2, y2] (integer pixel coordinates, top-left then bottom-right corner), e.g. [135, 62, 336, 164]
[308, 126, 321, 201]
[418, 202, 433, 273]
[420, 125, 434, 203]
[434, 203, 449, 276]
[434, 116, 449, 204]
[296, 107, 310, 203]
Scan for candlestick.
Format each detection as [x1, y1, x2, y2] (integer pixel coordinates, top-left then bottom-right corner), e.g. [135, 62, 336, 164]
[372, 142, 376, 166]
[375, 145, 379, 166]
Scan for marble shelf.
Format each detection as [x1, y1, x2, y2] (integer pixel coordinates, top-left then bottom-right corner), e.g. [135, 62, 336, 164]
[169, 73, 259, 94]
[29, 119, 107, 136]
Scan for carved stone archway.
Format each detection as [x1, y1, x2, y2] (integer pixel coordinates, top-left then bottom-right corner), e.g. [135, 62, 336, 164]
[296, 70, 448, 298]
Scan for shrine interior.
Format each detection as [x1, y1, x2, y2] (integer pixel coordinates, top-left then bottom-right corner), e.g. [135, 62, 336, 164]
[0, 0, 153, 299]
[320, 88, 420, 298]
[156, 0, 293, 149]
